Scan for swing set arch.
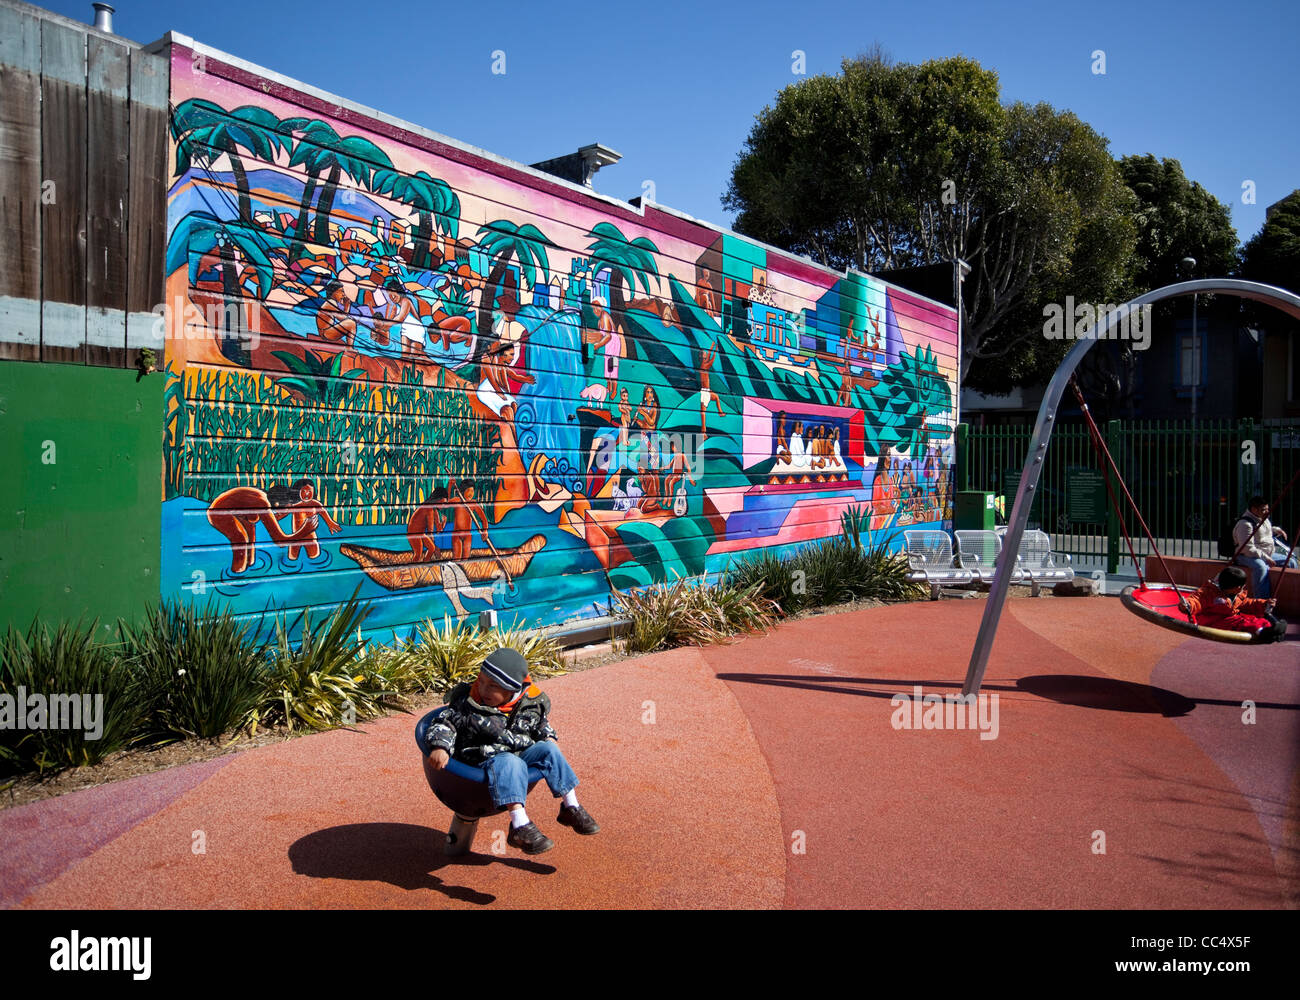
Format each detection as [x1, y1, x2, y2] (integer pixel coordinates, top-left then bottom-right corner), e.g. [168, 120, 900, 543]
[963, 279, 1300, 697]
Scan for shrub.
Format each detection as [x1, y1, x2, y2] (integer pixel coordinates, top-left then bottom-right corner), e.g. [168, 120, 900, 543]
[0, 620, 140, 776]
[120, 599, 268, 743]
[614, 576, 778, 653]
[725, 521, 928, 614]
[410, 617, 566, 693]
[254, 589, 392, 732]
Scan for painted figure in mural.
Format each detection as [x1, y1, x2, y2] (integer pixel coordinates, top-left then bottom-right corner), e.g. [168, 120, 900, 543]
[447, 480, 493, 562]
[267, 479, 341, 560]
[589, 297, 621, 399]
[377, 276, 427, 359]
[871, 451, 900, 514]
[636, 457, 664, 514]
[478, 341, 535, 422]
[491, 291, 530, 391]
[699, 345, 725, 435]
[832, 427, 843, 469]
[810, 426, 829, 472]
[205, 487, 320, 574]
[635, 386, 660, 469]
[407, 490, 450, 562]
[697, 267, 719, 318]
[317, 280, 359, 345]
[437, 313, 474, 352]
[661, 299, 680, 331]
[789, 420, 808, 472]
[617, 388, 632, 448]
[775, 411, 792, 464]
[662, 438, 697, 515]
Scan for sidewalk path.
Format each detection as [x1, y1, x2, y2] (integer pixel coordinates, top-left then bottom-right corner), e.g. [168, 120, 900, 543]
[2, 599, 1295, 908]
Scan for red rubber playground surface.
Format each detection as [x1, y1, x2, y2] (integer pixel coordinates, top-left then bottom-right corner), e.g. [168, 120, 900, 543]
[1, 599, 1296, 909]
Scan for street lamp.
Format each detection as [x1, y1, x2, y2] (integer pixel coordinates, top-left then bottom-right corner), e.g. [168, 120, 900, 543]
[1180, 257, 1198, 480]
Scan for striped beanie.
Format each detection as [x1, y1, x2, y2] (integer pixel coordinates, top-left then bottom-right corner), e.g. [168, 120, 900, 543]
[481, 647, 529, 693]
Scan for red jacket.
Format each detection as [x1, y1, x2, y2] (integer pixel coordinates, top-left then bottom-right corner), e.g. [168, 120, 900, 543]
[1185, 580, 1269, 622]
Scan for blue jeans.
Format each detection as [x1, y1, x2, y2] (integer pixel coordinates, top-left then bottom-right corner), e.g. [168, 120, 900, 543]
[1236, 552, 1297, 599]
[482, 741, 578, 809]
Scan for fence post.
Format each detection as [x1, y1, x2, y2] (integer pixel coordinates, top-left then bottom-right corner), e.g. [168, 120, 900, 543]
[955, 423, 970, 493]
[1237, 417, 1256, 512]
[1105, 419, 1121, 575]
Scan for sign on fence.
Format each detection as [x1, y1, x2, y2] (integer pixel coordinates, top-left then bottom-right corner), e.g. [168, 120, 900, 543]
[1067, 468, 1107, 524]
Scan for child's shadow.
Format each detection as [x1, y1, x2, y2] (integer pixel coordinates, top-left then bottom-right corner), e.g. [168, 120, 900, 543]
[288, 822, 555, 905]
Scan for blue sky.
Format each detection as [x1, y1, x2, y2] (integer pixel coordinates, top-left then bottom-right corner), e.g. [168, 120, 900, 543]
[44, 0, 1300, 249]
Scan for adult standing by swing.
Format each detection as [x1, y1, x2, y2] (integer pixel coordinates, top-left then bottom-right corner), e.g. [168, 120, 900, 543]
[1232, 495, 1298, 600]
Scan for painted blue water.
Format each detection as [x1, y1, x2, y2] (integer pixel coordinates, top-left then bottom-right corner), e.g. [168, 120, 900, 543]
[164, 496, 609, 646]
[513, 306, 585, 494]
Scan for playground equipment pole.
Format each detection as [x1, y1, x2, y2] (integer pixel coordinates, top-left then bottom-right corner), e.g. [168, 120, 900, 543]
[962, 279, 1300, 697]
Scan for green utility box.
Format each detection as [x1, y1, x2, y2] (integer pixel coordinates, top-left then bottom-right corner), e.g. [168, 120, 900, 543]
[954, 491, 996, 530]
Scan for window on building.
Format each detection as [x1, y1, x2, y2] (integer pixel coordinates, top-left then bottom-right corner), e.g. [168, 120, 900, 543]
[1179, 332, 1204, 387]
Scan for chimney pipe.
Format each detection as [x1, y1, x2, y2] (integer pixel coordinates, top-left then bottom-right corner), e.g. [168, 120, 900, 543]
[92, 3, 114, 33]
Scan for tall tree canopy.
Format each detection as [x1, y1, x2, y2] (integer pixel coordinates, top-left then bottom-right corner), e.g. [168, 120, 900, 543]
[723, 53, 1139, 389]
[1240, 189, 1300, 295]
[1118, 154, 1238, 291]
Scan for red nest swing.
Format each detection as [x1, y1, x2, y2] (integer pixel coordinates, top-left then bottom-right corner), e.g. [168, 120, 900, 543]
[1071, 378, 1295, 646]
[1120, 583, 1271, 644]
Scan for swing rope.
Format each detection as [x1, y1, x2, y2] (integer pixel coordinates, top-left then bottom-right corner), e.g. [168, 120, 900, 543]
[1068, 378, 1194, 616]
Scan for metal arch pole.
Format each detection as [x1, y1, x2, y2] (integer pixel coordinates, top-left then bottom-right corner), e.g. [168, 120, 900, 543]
[961, 279, 1300, 697]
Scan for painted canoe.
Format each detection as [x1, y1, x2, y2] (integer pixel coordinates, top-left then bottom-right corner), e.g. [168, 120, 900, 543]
[340, 534, 547, 591]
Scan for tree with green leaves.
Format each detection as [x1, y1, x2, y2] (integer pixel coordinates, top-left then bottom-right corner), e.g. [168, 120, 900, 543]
[1240, 189, 1300, 295]
[171, 100, 289, 221]
[723, 52, 1138, 388]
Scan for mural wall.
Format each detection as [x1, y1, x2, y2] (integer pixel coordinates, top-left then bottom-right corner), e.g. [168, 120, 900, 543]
[162, 45, 960, 643]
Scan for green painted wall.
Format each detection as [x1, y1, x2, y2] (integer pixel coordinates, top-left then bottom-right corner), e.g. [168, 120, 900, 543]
[0, 362, 162, 636]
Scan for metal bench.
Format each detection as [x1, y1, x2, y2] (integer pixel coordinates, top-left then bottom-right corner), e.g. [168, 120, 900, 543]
[904, 530, 973, 599]
[954, 529, 1020, 584]
[1007, 529, 1074, 595]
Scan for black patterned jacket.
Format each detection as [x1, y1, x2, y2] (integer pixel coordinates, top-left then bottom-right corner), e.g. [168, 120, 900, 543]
[425, 681, 558, 765]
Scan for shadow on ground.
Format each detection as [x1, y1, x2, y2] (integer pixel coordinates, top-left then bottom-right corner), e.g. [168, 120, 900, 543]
[288, 823, 555, 905]
[709, 672, 1279, 717]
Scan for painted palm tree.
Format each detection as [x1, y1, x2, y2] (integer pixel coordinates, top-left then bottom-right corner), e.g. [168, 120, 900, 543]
[278, 118, 341, 248]
[171, 100, 289, 221]
[278, 120, 395, 248]
[583, 222, 661, 318]
[309, 134, 395, 245]
[473, 220, 555, 359]
[373, 169, 461, 269]
[166, 211, 276, 364]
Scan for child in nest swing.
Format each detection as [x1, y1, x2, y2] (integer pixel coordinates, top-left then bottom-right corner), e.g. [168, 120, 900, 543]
[423, 648, 600, 854]
[1182, 565, 1288, 643]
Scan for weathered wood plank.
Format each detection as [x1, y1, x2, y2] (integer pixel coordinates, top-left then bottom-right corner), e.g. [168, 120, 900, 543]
[0, 5, 43, 360]
[85, 34, 130, 367]
[39, 18, 88, 364]
[126, 48, 167, 360]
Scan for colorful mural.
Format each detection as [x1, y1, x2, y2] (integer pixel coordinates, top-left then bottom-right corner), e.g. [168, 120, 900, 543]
[161, 47, 959, 643]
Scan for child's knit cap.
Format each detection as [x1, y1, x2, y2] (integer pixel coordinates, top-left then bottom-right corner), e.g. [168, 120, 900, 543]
[481, 647, 529, 693]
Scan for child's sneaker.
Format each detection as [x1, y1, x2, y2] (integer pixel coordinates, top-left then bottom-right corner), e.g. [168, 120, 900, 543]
[506, 821, 554, 855]
[557, 803, 600, 835]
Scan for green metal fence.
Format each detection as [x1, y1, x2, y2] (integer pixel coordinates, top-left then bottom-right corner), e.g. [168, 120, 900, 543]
[957, 418, 1300, 573]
